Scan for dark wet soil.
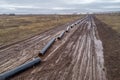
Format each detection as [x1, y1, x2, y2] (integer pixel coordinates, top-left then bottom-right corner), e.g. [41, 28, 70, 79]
[0, 15, 120, 80]
[94, 17, 120, 80]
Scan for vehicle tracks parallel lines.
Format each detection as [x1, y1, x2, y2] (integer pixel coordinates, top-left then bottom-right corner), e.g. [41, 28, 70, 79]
[0, 15, 108, 80]
[0, 18, 83, 74]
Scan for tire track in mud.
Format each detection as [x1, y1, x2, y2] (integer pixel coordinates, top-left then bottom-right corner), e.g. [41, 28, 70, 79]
[1, 15, 107, 80]
[94, 16, 120, 80]
[9, 15, 107, 80]
[0, 19, 82, 74]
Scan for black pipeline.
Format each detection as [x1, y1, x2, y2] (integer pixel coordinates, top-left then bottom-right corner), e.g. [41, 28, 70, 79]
[39, 38, 56, 56]
[74, 22, 77, 25]
[57, 31, 65, 40]
[0, 58, 41, 80]
[66, 26, 70, 32]
[70, 24, 74, 28]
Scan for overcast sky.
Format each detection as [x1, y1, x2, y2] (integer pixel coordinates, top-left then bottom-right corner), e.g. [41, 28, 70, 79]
[0, 0, 120, 14]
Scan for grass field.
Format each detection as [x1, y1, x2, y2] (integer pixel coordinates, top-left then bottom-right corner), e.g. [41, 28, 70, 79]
[96, 14, 120, 33]
[0, 15, 82, 46]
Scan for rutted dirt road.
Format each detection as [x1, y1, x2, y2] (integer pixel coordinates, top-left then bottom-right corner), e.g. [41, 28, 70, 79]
[0, 15, 112, 80]
[0, 18, 79, 73]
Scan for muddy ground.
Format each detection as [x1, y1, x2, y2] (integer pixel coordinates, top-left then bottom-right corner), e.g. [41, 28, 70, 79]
[95, 17, 120, 80]
[0, 15, 120, 80]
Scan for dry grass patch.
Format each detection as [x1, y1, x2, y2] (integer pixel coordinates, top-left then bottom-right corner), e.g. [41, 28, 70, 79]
[0, 15, 83, 46]
[96, 14, 120, 33]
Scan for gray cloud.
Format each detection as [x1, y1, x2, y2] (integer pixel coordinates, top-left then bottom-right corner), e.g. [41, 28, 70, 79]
[0, 0, 120, 14]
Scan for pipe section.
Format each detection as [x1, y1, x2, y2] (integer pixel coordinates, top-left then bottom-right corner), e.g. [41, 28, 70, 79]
[57, 31, 65, 40]
[39, 38, 56, 56]
[0, 58, 41, 80]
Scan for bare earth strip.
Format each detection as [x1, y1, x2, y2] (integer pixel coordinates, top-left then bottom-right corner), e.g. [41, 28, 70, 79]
[0, 19, 79, 73]
[0, 15, 108, 80]
[94, 17, 120, 80]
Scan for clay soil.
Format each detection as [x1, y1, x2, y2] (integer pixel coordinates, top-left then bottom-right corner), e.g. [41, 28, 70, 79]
[95, 17, 120, 80]
[0, 15, 119, 80]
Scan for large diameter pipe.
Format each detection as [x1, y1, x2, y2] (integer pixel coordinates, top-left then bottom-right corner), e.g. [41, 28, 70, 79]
[57, 31, 65, 40]
[66, 26, 70, 32]
[74, 22, 77, 25]
[76, 22, 79, 24]
[70, 24, 74, 28]
[0, 58, 41, 80]
[39, 38, 56, 56]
